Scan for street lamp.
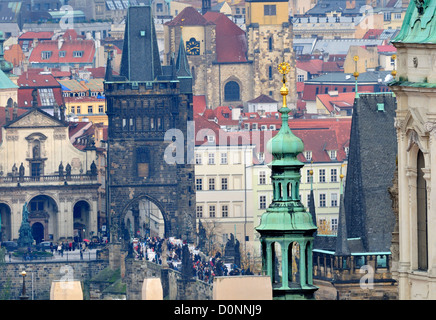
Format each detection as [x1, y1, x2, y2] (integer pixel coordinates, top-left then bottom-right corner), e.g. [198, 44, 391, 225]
[19, 270, 29, 300]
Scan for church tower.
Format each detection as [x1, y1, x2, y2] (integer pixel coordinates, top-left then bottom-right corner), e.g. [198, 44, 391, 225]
[256, 63, 318, 300]
[104, 4, 196, 248]
[245, 0, 296, 104]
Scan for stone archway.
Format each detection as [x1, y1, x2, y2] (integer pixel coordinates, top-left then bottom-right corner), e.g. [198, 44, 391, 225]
[28, 195, 58, 242]
[31, 222, 44, 244]
[0, 203, 12, 241]
[73, 200, 91, 241]
[121, 195, 168, 242]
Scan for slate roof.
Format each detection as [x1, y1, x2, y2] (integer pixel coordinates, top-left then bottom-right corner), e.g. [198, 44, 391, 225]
[307, 71, 393, 85]
[247, 94, 277, 104]
[119, 5, 162, 82]
[313, 39, 384, 55]
[341, 93, 397, 253]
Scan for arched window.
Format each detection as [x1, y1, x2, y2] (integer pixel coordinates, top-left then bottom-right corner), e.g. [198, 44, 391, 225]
[224, 81, 240, 101]
[417, 150, 428, 270]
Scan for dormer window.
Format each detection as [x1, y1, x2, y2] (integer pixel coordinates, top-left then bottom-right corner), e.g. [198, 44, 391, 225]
[329, 150, 337, 160]
[305, 151, 312, 161]
[41, 51, 52, 60]
[73, 51, 84, 58]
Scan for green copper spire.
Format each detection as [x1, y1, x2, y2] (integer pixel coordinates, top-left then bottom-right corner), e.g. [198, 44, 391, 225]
[393, 0, 436, 44]
[256, 62, 318, 300]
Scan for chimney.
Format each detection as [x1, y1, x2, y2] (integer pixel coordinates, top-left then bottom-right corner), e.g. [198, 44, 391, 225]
[58, 37, 64, 50]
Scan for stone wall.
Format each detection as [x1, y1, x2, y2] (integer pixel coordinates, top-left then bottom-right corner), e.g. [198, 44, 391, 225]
[0, 260, 108, 300]
[124, 259, 212, 300]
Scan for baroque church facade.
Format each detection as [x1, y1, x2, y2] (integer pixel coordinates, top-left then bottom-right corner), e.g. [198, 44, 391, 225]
[0, 105, 101, 244]
[163, 0, 296, 109]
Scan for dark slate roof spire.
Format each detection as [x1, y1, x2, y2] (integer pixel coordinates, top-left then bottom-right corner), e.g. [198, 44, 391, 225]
[335, 168, 350, 256]
[176, 36, 191, 78]
[119, 5, 162, 82]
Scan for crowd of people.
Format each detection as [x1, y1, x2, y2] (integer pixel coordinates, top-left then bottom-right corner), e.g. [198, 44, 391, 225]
[131, 236, 251, 284]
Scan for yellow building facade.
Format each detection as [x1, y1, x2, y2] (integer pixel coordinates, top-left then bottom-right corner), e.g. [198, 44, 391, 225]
[65, 96, 107, 125]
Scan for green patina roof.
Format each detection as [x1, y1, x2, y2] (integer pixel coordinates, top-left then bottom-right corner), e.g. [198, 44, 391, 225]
[393, 0, 436, 44]
[0, 69, 18, 90]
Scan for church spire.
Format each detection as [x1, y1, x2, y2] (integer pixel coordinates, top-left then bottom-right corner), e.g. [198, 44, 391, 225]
[256, 62, 318, 300]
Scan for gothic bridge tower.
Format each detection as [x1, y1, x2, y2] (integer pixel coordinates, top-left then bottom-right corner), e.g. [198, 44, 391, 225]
[104, 4, 195, 249]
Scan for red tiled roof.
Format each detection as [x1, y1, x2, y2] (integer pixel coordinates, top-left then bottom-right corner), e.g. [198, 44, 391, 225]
[194, 112, 351, 163]
[165, 6, 213, 26]
[362, 29, 384, 39]
[29, 39, 95, 64]
[377, 45, 397, 53]
[193, 95, 207, 115]
[296, 59, 324, 75]
[317, 92, 356, 113]
[204, 11, 247, 63]
[17, 72, 64, 108]
[19, 31, 54, 40]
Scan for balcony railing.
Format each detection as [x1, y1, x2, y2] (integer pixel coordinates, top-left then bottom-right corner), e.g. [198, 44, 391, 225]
[0, 173, 98, 184]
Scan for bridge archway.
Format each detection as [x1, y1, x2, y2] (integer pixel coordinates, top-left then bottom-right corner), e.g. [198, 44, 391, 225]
[121, 195, 169, 242]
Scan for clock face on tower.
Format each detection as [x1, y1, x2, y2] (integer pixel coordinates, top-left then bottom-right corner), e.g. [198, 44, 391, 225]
[186, 37, 200, 55]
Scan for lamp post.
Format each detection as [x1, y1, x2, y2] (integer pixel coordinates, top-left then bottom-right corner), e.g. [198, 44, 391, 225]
[19, 270, 29, 300]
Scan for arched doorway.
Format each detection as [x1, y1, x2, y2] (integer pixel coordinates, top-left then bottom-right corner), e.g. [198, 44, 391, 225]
[28, 195, 58, 242]
[73, 200, 91, 242]
[0, 203, 12, 241]
[123, 197, 166, 241]
[31, 222, 44, 244]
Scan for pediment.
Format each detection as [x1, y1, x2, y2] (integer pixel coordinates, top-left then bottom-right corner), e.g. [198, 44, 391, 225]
[5, 109, 65, 129]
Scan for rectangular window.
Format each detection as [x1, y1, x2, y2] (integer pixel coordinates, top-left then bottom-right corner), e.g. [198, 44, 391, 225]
[222, 205, 228, 218]
[196, 206, 203, 218]
[259, 171, 266, 185]
[331, 193, 338, 207]
[329, 150, 337, 160]
[264, 4, 276, 15]
[208, 153, 215, 165]
[41, 51, 52, 60]
[307, 193, 311, 206]
[208, 178, 215, 190]
[259, 195, 267, 209]
[221, 177, 228, 190]
[71, 106, 75, 113]
[307, 169, 313, 183]
[88, 106, 93, 114]
[98, 105, 104, 113]
[59, 51, 66, 58]
[209, 205, 216, 218]
[220, 152, 228, 165]
[319, 193, 326, 207]
[331, 169, 337, 182]
[196, 178, 203, 191]
[331, 218, 338, 232]
[195, 153, 202, 165]
[76, 106, 81, 114]
[319, 169, 326, 183]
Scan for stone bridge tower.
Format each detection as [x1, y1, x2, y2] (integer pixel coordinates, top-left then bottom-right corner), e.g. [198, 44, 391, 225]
[104, 4, 196, 250]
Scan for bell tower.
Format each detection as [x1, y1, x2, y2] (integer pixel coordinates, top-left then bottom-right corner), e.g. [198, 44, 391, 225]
[256, 62, 318, 300]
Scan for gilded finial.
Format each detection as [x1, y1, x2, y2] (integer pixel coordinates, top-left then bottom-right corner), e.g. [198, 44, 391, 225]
[391, 54, 397, 77]
[278, 62, 290, 103]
